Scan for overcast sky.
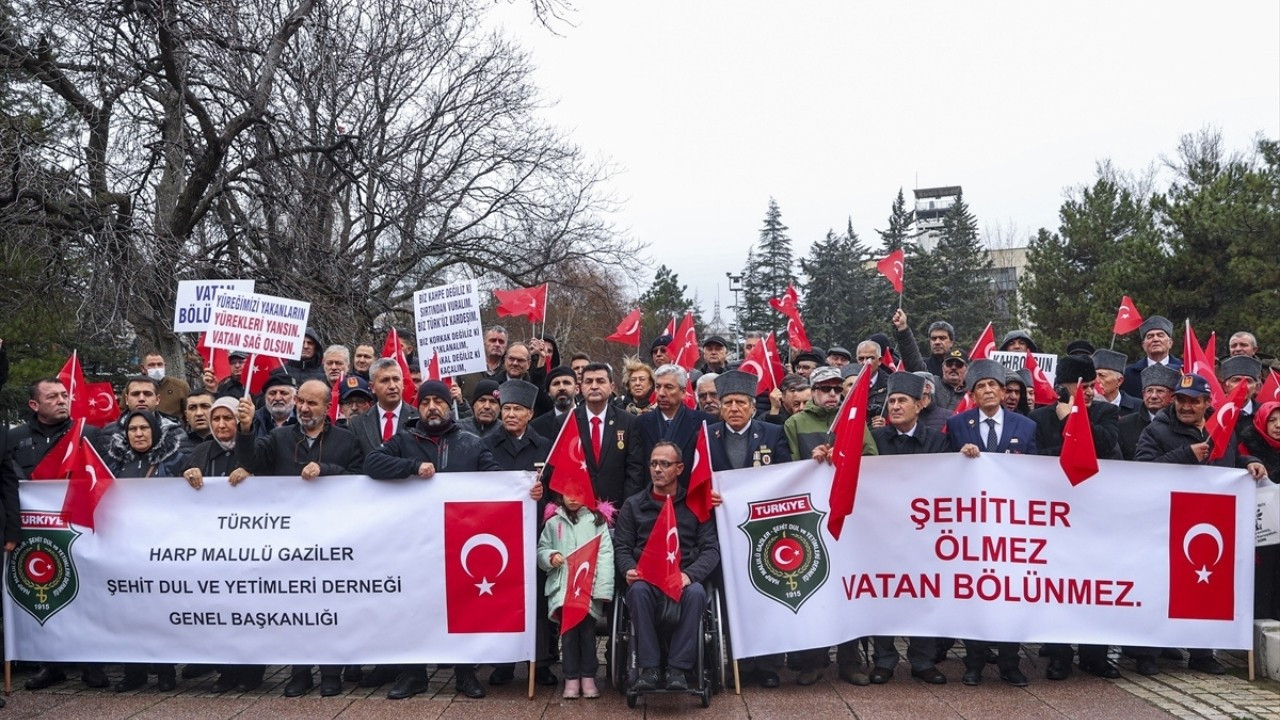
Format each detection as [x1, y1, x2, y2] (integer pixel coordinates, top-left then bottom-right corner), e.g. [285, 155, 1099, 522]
[492, 1, 1280, 319]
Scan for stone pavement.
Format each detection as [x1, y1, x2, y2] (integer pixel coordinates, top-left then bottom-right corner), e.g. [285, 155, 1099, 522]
[3, 646, 1279, 719]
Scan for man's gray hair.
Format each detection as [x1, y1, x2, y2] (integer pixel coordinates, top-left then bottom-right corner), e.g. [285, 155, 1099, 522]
[370, 357, 400, 377]
[654, 363, 688, 387]
[323, 345, 351, 362]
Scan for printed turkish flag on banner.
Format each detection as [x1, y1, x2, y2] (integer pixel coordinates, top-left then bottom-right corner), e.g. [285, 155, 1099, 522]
[57, 351, 90, 421]
[31, 419, 84, 480]
[739, 331, 784, 394]
[546, 415, 597, 510]
[876, 249, 905, 294]
[61, 437, 115, 530]
[240, 354, 283, 396]
[381, 329, 417, 415]
[1168, 491, 1236, 621]
[443, 501, 527, 633]
[828, 364, 872, 541]
[1258, 369, 1280, 404]
[606, 309, 643, 347]
[1184, 321, 1226, 407]
[494, 284, 548, 323]
[968, 322, 996, 361]
[197, 332, 232, 382]
[1060, 383, 1099, 486]
[84, 381, 119, 427]
[559, 534, 602, 635]
[636, 494, 683, 602]
[670, 312, 699, 371]
[1113, 295, 1144, 335]
[686, 422, 713, 522]
[768, 284, 812, 352]
[1205, 380, 1250, 462]
[1026, 351, 1058, 406]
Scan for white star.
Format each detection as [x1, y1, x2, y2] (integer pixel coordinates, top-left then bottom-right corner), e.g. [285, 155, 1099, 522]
[475, 577, 495, 595]
[1195, 565, 1212, 584]
[574, 586, 583, 597]
[666, 551, 677, 563]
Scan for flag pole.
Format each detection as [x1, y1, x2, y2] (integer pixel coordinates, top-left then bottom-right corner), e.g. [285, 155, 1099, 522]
[527, 660, 535, 699]
[897, 291, 903, 310]
[1110, 333, 1116, 350]
[243, 355, 255, 399]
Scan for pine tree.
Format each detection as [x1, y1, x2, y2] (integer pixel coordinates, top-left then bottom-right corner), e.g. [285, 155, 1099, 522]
[638, 265, 699, 347]
[799, 224, 880, 351]
[927, 193, 995, 343]
[876, 188, 919, 253]
[738, 199, 797, 334]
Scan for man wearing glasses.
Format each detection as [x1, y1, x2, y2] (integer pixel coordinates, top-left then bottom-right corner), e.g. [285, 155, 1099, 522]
[934, 349, 969, 411]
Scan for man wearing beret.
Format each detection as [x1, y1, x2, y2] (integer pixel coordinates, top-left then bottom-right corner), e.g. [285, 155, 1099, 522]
[249, 371, 298, 439]
[1121, 316, 1182, 398]
[457, 379, 502, 437]
[1118, 364, 1181, 461]
[1132, 373, 1266, 675]
[365, 380, 503, 699]
[1029, 355, 1122, 680]
[650, 334, 674, 368]
[826, 346, 853, 370]
[868, 372, 948, 685]
[946, 359, 1037, 687]
[348, 358, 419, 457]
[1220, 355, 1263, 420]
[791, 349, 823, 378]
[1092, 349, 1142, 417]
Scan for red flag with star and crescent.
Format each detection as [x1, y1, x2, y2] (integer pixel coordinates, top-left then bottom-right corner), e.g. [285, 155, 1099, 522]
[669, 312, 699, 371]
[636, 494, 683, 601]
[443, 501, 526, 633]
[1060, 382, 1099, 486]
[1205, 379, 1250, 462]
[828, 362, 872, 540]
[1183, 321, 1226, 407]
[559, 534, 602, 635]
[546, 414, 598, 510]
[606, 309, 643, 347]
[1026, 350, 1058, 406]
[768, 284, 812, 352]
[1113, 295, 1144, 335]
[61, 436, 115, 530]
[31, 419, 85, 480]
[1168, 491, 1235, 620]
[240, 354, 284, 397]
[968, 322, 996, 361]
[197, 332, 232, 382]
[494, 284, 548, 324]
[875, 249, 905, 294]
[686, 422, 714, 522]
[739, 331, 785, 394]
[1258, 369, 1280, 405]
[57, 351, 90, 421]
[84, 381, 119, 427]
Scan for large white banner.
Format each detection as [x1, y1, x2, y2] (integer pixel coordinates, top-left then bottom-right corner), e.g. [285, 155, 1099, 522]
[716, 454, 1254, 659]
[4, 473, 536, 665]
[413, 280, 486, 377]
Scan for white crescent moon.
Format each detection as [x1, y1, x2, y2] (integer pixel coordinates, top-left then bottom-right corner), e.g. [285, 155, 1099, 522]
[572, 561, 591, 589]
[1182, 522, 1224, 566]
[739, 361, 762, 379]
[85, 463, 98, 491]
[1214, 403, 1237, 429]
[624, 320, 639, 335]
[460, 533, 509, 578]
[893, 260, 903, 276]
[772, 544, 796, 566]
[27, 556, 49, 579]
[666, 527, 679, 554]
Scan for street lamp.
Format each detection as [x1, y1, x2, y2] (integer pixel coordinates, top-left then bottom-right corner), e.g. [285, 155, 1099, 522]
[726, 272, 744, 357]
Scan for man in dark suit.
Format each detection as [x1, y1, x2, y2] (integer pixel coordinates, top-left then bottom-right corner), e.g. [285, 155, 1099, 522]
[543, 363, 644, 505]
[1120, 316, 1183, 398]
[531, 365, 577, 440]
[349, 358, 418, 457]
[945, 359, 1037, 687]
[1028, 355, 1122, 681]
[706, 370, 791, 688]
[1118, 364, 1180, 460]
[636, 364, 712, 483]
[1092, 349, 1142, 417]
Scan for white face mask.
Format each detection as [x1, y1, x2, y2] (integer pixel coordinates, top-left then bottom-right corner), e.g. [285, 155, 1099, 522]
[146, 367, 165, 381]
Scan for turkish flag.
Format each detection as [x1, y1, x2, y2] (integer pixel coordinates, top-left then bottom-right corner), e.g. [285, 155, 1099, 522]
[682, 374, 698, 410]
[669, 312, 699, 371]
[1205, 380, 1250, 462]
[197, 332, 232, 382]
[1258, 369, 1280, 405]
[494, 284, 548, 324]
[443, 501, 527, 633]
[768, 285, 812, 352]
[1183, 321, 1226, 407]
[1113, 295, 1144, 335]
[84, 381, 119, 427]
[968, 322, 996, 361]
[546, 415, 597, 510]
[663, 316, 678, 338]
[559, 534, 602, 635]
[421, 350, 453, 389]
[606, 309, 643, 347]
[636, 494, 683, 602]
[31, 419, 84, 480]
[61, 438, 115, 530]
[941, 394, 975, 435]
[686, 422, 713, 522]
[739, 331, 784, 394]
[1059, 383, 1099, 486]
[1026, 350, 1058, 406]
[875, 249, 905, 294]
[57, 351, 90, 421]
[381, 329, 417, 415]
[828, 364, 872, 541]
[1204, 332, 1217, 366]
[240, 354, 283, 396]
[327, 373, 344, 425]
[1168, 491, 1235, 621]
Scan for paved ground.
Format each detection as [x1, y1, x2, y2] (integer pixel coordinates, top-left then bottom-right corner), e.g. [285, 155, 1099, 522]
[4, 645, 1279, 719]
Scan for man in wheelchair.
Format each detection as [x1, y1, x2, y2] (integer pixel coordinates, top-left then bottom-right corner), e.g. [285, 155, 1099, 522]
[614, 441, 721, 693]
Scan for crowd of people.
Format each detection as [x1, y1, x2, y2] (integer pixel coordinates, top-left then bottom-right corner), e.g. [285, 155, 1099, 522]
[0, 311, 1274, 704]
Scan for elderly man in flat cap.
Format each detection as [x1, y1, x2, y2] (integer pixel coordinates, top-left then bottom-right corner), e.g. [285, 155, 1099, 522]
[1118, 364, 1182, 461]
[1092, 349, 1142, 417]
[1121, 316, 1182, 398]
[1220, 355, 1264, 420]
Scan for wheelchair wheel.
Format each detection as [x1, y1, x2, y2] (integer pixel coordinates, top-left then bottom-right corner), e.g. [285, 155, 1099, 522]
[709, 587, 727, 693]
[627, 690, 639, 708]
[610, 596, 630, 692]
[700, 684, 711, 708]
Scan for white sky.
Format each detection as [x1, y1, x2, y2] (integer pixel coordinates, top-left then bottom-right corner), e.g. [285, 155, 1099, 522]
[492, 1, 1280, 318]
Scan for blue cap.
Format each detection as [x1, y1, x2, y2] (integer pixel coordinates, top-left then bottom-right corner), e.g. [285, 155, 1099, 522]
[338, 375, 373, 401]
[1174, 373, 1212, 398]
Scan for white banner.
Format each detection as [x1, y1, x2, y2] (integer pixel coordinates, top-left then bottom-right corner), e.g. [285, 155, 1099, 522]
[1258, 480, 1280, 547]
[413, 280, 486, 377]
[205, 291, 311, 361]
[4, 473, 536, 664]
[173, 279, 255, 332]
[715, 454, 1254, 659]
[990, 350, 1058, 384]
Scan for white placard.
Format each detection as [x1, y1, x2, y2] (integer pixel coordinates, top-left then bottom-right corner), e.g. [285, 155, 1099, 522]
[1258, 480, 1279, 547]
[990, 350, 1058, 385]
[204, 291, 311, 361]
[173, 279, 255, 332]
[4, 473, 536, 664]
[413, 280, 486, 377]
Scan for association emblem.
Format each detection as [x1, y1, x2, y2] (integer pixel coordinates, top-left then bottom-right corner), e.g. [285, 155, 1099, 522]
[7, 511, 81, 625]
[739, 494, 829, 612]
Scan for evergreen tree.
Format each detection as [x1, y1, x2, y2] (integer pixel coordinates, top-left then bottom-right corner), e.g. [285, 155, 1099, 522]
[799, 223, 882, 351]
[638, 265, 699, 348]
[738, 199, 797, 334]
[876, 188, 919, 253]
[927, 193, 995, 343]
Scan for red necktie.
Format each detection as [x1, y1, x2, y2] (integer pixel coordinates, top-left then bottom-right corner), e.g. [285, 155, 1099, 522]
[591, 416, 603, 462]
[382, 411, 395, 442]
